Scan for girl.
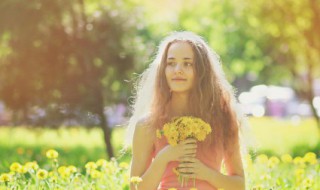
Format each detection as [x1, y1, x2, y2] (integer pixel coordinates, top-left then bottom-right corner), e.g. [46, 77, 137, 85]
[126, 31, 246, 190]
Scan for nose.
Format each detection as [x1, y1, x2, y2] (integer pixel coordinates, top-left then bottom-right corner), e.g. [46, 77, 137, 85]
[174, 63, 183, 74]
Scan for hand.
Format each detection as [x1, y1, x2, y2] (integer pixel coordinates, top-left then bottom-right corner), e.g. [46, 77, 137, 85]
[156, 138, 197, 164]
[177, 157, 212, 181]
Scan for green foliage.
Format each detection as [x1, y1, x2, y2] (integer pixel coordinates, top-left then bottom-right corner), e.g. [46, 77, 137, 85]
[0, 0, 145, 125]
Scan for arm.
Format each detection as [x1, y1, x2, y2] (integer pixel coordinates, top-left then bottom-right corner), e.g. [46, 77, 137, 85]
[130, 122, 166, 190]
[203, 147, 245, 190]
[130, 120, 198, 190]
[179, 141, 245, 190]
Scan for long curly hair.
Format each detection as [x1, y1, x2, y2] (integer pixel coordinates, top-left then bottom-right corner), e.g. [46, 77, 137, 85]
[125, 31, 247, 156]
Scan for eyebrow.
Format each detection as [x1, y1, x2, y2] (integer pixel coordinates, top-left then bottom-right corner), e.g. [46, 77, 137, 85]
[167, 57, 193, 60]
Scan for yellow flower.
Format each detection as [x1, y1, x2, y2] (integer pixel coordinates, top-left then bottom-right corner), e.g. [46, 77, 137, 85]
[130, 176, 142, 184]
[281, 154, 292, 163]
[302, 177, 314, 188]
[68, 165, 77, 173]
[37, 169, 48, 180]
[0, 173, 12, 182]
[294, 168, 305, 178]
[46, 149, 59, 159]
[85, 162, 98, 170]
[90, 170, 102, 179]
[18, 166, 28, 174]
[49, 175, 58, 183]
[60, 168, 71, 178]
[24, 161, 39, 171]
[161, 116, 212, 146]
[303, 152, 317, 165]
[10, 162, 22, 172]
[96, 159, 108, 167]
[267, 156, 280, 168]
[256, 154, 268, 164]
[293, 156, 305, 167]
[190, 188, 198, 190]
[119, 162, 129, 169]
[168, 188, 177, 190]
[58, 166, 67, 175]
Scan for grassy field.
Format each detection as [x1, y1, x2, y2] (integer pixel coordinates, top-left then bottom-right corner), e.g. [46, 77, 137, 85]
[248, 117, 319, 157]
[0, 117, 319, 189]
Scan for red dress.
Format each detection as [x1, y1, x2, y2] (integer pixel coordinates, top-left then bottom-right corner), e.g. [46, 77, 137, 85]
[147, 136, 224, 190]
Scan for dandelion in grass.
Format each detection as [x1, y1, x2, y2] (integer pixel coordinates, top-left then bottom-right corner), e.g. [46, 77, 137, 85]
[281, 154, 292, 163]
[10, 162, 22, 172]
[119, 162, 129, 170]
[24, 161, 39, 172]
[0, 173, 12, 183]
[36, 169, 48, 180]
[49, 175, 58, 183]
[96, 159, 108, 167]
[130, 176, 142, 190]
[267, 156, 280, 169]
[85, 162, 97, 170]
[18, 165, 28, 174]
[46, 149, 59, 159]
[90, 170, 102, 179]
[68, 165, 77, 173]
[293, 156, 305, 166]
[303, 152, 317, 165]
[256, 154, 268, 164]
[60, 167, 72, 179]
[302, 177, 314, 189]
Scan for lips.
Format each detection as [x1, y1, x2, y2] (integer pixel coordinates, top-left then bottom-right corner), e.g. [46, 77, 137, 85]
[172, 78, 187, 81]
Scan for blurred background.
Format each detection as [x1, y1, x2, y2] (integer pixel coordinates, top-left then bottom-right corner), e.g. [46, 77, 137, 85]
[0, 0, 319, 172]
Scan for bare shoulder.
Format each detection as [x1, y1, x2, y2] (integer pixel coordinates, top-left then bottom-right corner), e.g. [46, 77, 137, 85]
[134, 115, 156, 144]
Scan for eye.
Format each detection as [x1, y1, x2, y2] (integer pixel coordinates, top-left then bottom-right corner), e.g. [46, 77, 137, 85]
[167, 62, 176, 66]
[184, 62, 193, 67]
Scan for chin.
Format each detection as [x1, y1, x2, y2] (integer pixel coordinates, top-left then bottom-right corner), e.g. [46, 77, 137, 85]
[171, 89, 191, 93]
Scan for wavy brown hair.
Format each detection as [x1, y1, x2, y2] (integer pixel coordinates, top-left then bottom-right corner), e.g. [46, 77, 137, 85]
[127, 31, 242, 157]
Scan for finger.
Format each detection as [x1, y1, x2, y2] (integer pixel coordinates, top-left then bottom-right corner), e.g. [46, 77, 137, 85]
[178, 162, 193, 168]
[184, 149, 197, 156]
[180, 173, 196, 178]
[181, 138, 197, 145]
[181, 156, 197, 163]
[184, 143, 197, 150]
[177, 167, 194, 174]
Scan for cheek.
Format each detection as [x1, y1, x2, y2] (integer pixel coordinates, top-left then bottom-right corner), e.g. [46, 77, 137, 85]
[188, 70, 195, 83]
[165, 68, 171, 81]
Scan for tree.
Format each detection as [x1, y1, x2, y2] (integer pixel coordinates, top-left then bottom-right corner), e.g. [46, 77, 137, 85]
[0, 0, 145, 158]
[242, 0, 320, 130]
[170, 0, 320, 131]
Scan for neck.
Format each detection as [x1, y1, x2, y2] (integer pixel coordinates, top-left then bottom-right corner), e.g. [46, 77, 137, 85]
[169, 92, 189, 117]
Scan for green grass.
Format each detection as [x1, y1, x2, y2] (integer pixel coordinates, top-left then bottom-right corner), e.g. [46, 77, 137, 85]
[0, 117, 319, 174]
[248, 117, 320, 157]
[0, 126, 129, 173]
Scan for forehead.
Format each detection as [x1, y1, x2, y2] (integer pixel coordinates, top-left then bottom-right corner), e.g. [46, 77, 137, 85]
[167, 41, 194, 59]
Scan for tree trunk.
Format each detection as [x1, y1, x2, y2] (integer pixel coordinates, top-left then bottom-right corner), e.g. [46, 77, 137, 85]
[306, 66, 320, 133]
[96, 89, 114, 159]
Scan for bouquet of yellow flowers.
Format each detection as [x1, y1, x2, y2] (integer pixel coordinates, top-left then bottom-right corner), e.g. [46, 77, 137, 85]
[156, 116, 212, 187]
[157, 116, 212, 145]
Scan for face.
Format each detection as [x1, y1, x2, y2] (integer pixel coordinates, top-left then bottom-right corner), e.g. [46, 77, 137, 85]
[165, 41, 195, 93]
